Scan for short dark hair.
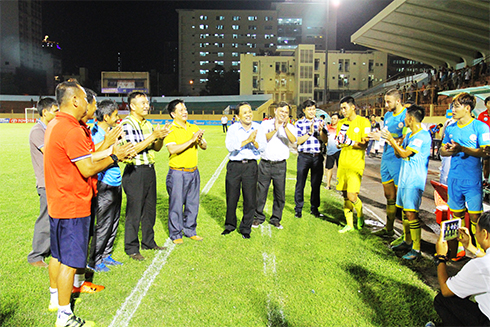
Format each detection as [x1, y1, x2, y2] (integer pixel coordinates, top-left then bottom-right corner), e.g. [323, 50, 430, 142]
[127, 91, 147, 107]
[84, 88, 97, 104]
[302, 99, 316, 108]
[237, 101, 251, 115]
[453, 92, 476, 111]
[277, 101, 290, 110]
[340, 96, 355, 106]
[55, 81, 81, 106]
[478, 211, 490, 234]
[95, 100, 118, 122]
[485, 96, 490, 106]
[36, 97, 58, 117]
[330, 112, 339, 119]
[406, 104, 425, 122]
[385, 88, 401, 99]
[166, 99, 185, 118]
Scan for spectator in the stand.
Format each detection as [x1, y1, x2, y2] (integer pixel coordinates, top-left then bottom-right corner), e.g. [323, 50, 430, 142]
[433, 211, 490, 327]
[464, 66, 472, 86]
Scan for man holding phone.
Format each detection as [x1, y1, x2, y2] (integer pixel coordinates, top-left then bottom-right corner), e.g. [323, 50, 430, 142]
[433, 212, 490, 326]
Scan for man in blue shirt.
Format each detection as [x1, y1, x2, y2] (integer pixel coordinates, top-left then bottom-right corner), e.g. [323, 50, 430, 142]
[441, 92, 490, 252]
[294, 99, 328, 218]
[381, 104, 431, 260]
[223, 102, 266, 239]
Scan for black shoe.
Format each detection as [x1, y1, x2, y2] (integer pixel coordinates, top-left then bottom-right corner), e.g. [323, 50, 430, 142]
[295, 212, 302, 218]
[129, 253, 145, 261]
[142, 245, 167, 251]
[221, 229, 233, 235]
[252, 219, 261, 228]
[311, 211, 325, 218]
[242, 233, 251, 239]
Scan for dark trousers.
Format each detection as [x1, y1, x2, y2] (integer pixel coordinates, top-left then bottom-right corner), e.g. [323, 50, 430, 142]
[122, 165, 157, 255]
[255, 160, 286, 224]
[294, 153, 324, 213]
[225, 160, 258, 234]
[222, 123, 228, 133]
[434, 292, 490, 326]
[166, 169, 200, 241]
[88, 182, 122, 267]
[27, 187, 51, 263]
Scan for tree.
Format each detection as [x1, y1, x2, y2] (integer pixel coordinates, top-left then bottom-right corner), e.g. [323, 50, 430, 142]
[204, 65, 239, 95]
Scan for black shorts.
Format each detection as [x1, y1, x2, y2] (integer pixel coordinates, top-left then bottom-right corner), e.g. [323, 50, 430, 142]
[325, 151, 340, 170]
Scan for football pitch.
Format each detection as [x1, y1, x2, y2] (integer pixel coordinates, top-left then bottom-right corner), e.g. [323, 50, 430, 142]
[0, 124, 438, 326]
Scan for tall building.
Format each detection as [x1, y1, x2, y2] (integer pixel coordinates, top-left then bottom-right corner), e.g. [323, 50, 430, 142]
[240, 45, 387, 106]
[0, 0, 60, 94]
[177, 2, 337, 96]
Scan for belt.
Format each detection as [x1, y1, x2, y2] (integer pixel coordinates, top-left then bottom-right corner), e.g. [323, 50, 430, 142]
[170, 166, 197, 172]
[299, 152, 321, 157]
[261, 159, 286, 164]
[231, 159, 256, 164]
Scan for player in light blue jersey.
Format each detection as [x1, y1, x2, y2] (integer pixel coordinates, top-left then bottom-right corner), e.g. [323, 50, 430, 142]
[441, 92, 490, 253]
[372, 89, 407, 241]
[382, 105, 431, 260]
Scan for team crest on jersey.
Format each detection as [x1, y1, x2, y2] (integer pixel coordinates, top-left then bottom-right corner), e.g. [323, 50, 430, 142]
[470, 134, 477, 141]
[398, 122, 404, 128]
[354, 127, 360, 133]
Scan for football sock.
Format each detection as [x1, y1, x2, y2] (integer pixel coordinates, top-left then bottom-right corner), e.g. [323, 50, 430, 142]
[343, 200, 354, 228]
[402, 212, 412, 244]
[73, 274, 84, 288]
[386, 199, 396, 231]
[408, 218, 421, 251]
[57, 304, 73, 325]
[50, 287, 58, 306]
[352, 198, 364, 228]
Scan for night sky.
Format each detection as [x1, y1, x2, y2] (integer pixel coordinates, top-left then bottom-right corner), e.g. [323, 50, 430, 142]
[42, 0, 392, 80]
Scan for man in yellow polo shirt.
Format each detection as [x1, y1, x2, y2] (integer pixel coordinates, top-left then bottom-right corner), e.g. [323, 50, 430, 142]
[165, 99, 207, 244]
[336, 96, 371, 233]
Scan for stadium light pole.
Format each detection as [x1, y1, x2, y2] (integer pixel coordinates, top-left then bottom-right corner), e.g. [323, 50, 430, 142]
[324, 0, 340, 105]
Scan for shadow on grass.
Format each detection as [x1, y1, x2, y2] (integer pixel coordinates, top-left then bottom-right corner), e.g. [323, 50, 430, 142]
[200, 193, 227, 228]
[0, 302, 17, 326]
[156, 190, 170, 238]
[343, 263, 437, 326]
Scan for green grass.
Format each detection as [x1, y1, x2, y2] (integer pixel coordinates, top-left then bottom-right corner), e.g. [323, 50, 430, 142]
[0, 124, 438, 326]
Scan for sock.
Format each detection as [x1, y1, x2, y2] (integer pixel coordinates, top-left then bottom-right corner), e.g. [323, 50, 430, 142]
[57, 304, 73, 324]
[73, 273, 84, 288]
[343, 200, 354, 228]
[408, 218, 421, 251]
[386, 199, 396, 231]
[49, 287, 58, 306]
[402, 211, 412, 244]
[352, 198, 364, 228]
[471, 220, 484, 252]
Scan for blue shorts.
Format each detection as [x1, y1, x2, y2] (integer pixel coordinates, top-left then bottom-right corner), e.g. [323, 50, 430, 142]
[380, 156, 401, 186]
[50, 216, 90, 269]
[396, 187, 423, 212]
[447, 178, 483, 214]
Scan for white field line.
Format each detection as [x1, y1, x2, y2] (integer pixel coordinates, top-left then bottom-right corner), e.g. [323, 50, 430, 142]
[201, 155, 229, 195]
[260, 224, 272, 237]
[109, 155, 228, 327]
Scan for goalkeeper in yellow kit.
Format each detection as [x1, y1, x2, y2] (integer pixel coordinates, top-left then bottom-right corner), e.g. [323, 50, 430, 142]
[336, 96, 371, 233]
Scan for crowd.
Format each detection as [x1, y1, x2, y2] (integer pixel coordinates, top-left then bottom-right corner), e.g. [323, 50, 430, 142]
[27, 79, 490, 326]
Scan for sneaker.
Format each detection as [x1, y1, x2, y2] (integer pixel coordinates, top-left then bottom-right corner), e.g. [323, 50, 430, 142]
[295, 212, 302, 218]
[48, 302, 58, 312]
[390, 235, 405, 247]
[94, 263, 110, 272]
[129, 253, 145, 261]
[372, 228, 394, 237]
[339, 225, 354, 233]
[173, 238, 184, 244]
[252, 219, 261, 228]
[402, 249, 421, 260]
[102, 255, 123, 266]
[391, 241, 412, 251]
[190, 235, 203, 241]
[72, 281, 105, 294]
[271, 222, 283, 229]
[55, 314, 95, 327]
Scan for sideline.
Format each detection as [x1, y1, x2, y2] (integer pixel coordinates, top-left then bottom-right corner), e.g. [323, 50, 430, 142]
[109, 155, 229, 327]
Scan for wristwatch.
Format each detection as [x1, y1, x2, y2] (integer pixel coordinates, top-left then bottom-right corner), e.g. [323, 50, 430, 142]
[110, 154, 119, 163]
[433, 254, 448, 266]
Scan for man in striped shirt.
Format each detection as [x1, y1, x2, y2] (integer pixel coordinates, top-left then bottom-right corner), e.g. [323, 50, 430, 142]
[121, 91, 170, 261]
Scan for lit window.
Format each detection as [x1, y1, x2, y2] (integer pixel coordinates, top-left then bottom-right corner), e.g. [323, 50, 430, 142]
[233, 16, 241, 21]
[199, 24, 208, 30]
[218, 52, 224, 57]
[232, 52, 239, 57]
[232, 61, 240, 66]
[200, 15, 208, 20]
[232, 25, 240, 30]
[200, 78, 209, 83]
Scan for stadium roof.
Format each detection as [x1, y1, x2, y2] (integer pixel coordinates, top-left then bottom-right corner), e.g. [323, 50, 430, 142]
[351, 0, 490, 69]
